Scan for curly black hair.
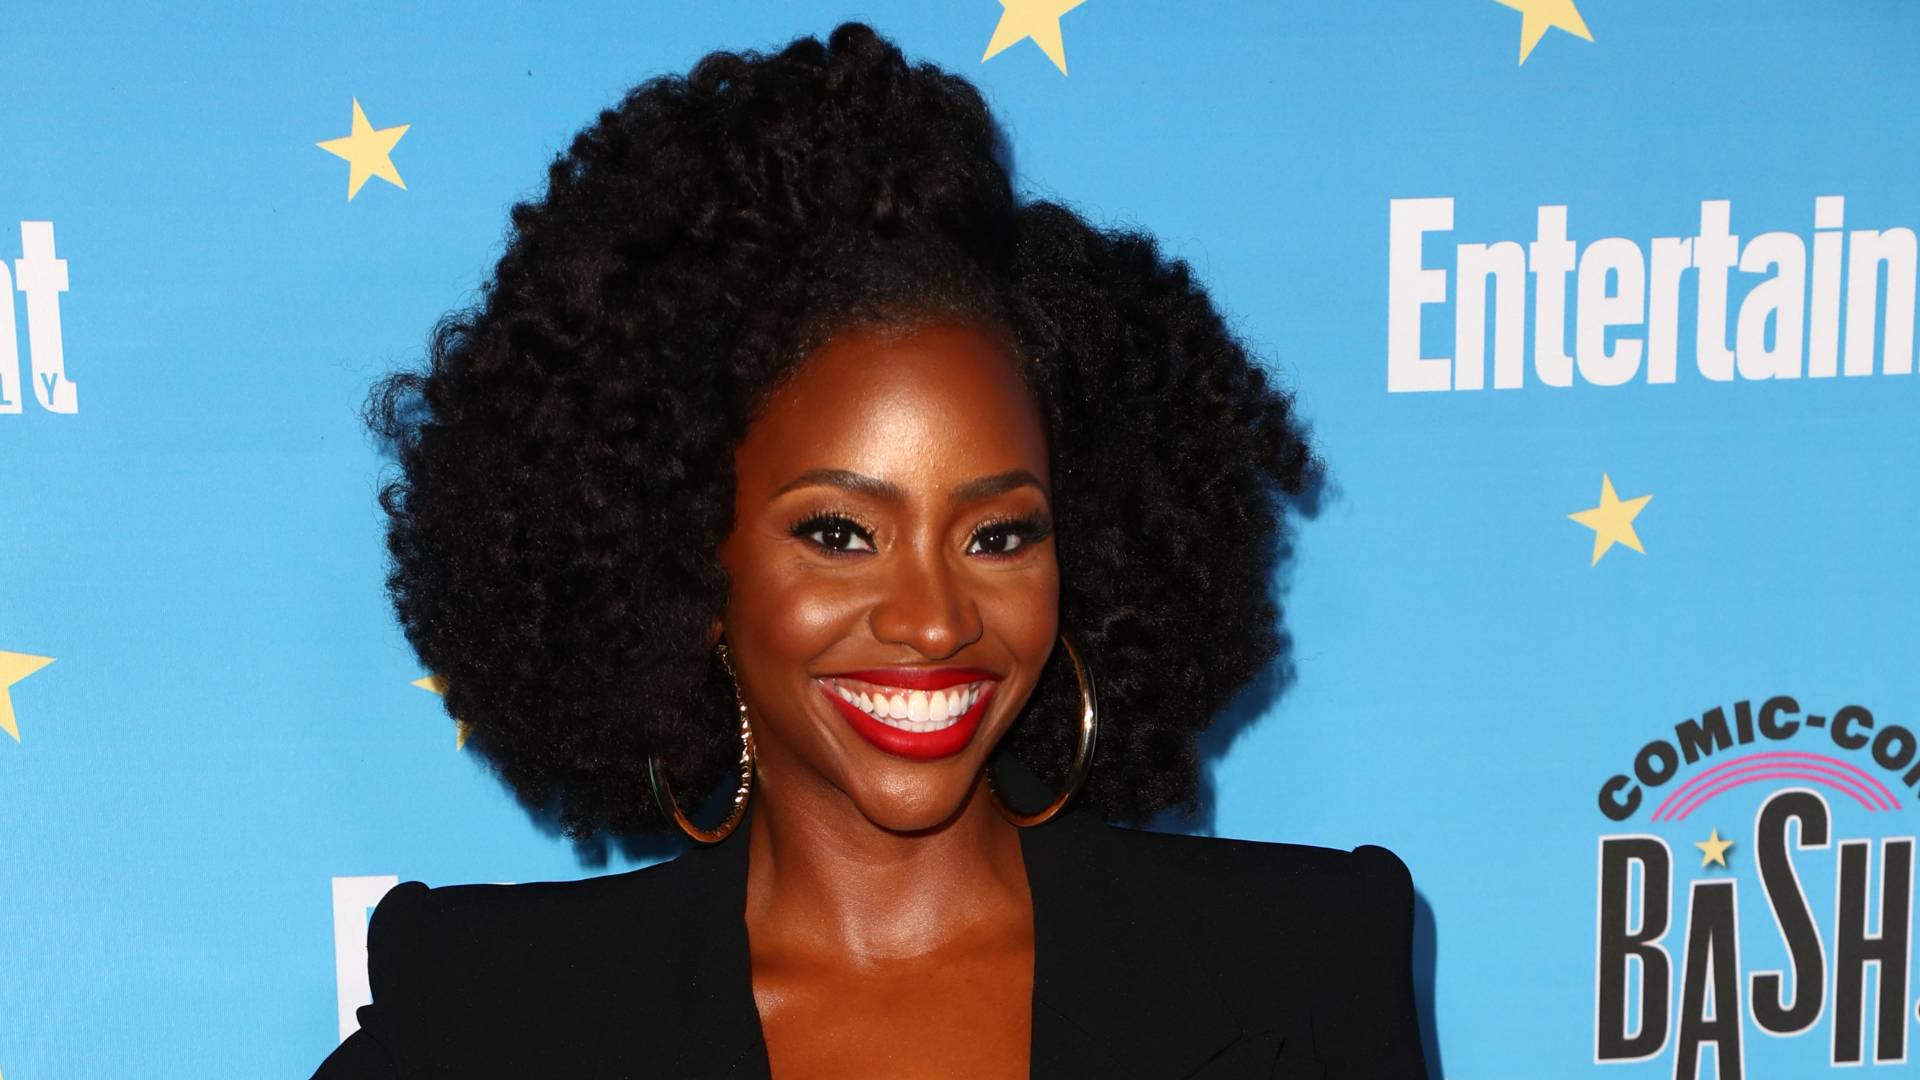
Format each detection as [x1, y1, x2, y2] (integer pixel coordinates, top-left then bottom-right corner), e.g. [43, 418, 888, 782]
[366, 22, 1318, 839]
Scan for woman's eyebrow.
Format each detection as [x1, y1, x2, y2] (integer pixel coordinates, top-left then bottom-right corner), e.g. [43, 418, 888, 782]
[952, 469, 1048, 502]
[774, 468, 904, 502]
[771, 468, 1048, 503]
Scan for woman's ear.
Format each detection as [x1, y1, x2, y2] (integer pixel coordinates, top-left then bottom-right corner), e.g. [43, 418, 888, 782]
[706, 617, 724, 650]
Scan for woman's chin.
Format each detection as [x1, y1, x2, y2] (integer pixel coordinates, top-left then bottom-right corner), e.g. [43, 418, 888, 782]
[844, 771, 989, 835]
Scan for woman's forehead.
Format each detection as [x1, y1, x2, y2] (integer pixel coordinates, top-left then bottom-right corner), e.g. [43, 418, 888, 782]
[735, 321, 1051, 496]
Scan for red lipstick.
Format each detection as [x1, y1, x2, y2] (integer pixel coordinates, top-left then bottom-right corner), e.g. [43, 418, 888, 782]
[830, 667, 998, 691]
[815, 669, 1001, 760]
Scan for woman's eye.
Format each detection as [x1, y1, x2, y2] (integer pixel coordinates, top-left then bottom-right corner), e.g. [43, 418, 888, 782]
[968, 528, 1026, 555]
[793, 515, 875, 554]
[967, 516, 1050, 557]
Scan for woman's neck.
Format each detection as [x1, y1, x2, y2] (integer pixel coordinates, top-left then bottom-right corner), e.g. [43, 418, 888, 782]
[741, 767, 1031, 966]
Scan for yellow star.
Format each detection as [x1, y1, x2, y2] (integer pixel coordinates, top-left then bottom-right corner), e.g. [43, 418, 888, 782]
[1696, 828, 1733, 869]
[316, 98, 409, 200]
[982, 0, 1088, 76]
[1492, 0, 1594, 65]
[0, 650, 56, 742]
[1568, 474, 1652, 566]
[412, 673, 466, 749]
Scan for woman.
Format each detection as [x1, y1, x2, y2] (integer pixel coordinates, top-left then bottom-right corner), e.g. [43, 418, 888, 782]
[314, 22, 1427, 1080]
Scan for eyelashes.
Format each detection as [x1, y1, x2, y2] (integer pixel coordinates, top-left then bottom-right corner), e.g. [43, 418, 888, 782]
[789, 511, 876, 555]
[967, 512, 1052, 556]
[787, 510, 1052, 559]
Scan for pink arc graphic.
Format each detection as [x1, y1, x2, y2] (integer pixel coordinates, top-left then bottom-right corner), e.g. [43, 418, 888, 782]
[1651, 751, 1902, 822]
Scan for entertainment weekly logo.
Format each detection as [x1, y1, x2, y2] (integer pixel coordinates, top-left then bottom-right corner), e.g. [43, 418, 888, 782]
[1, 221, 76, 414]
[1593, 695, 1918, 1079]
[1387, 196, 1917, 392]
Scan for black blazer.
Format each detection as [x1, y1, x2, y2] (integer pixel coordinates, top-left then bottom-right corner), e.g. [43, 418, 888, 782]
[313, 761, 1428, 1079]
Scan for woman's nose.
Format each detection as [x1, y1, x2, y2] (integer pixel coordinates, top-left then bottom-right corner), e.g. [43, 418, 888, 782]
[867, 545, 982, 660]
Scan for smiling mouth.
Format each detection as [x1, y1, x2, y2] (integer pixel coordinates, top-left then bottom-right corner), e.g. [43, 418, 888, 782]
[814, 670, 1001, 759]
[824, 676, 994, 732]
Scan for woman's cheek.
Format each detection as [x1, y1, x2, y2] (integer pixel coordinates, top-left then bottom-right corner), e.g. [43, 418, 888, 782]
[981, 559, 1061, 656]
[755, 565, 874, 657]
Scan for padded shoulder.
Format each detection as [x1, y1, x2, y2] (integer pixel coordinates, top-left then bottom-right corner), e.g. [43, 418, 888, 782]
[1105, 826, 1411, 935]
[311, 861, 683, 1079]
[1101, 827, 1429, 1077]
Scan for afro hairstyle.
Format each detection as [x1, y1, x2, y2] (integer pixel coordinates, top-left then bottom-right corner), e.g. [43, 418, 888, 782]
[365, 22, 1319, 838]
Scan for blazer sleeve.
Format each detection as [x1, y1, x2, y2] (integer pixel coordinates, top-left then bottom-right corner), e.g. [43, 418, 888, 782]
[1322, 844, 1429, 1078]
[309, 880, 434, 1080]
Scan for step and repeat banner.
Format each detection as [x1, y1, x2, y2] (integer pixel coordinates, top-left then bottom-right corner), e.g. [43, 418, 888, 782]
[3, 2, 1916, 1076]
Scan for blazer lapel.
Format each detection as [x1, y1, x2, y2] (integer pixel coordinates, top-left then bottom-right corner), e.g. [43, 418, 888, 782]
[1003, 757, 1248, 1079]
[593, 810, 771, 1080]
[594, 759, 1303, 1079]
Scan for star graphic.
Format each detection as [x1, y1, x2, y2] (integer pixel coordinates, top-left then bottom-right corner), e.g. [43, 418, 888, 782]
[1491, 0, 1594, 64]
[1696, 828, 1733, 869]
[982, 0, 1088, 76]
[412, 673, 466, 749]
[1568, 474, 1652, 566]
[0, 650, 56, 742]
[316, 98, 410, 200]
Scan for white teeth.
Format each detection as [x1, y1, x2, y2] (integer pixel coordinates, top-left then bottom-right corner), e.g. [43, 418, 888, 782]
[828, 680, 991, 734]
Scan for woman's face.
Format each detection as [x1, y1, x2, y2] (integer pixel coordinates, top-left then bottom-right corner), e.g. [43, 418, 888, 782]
[717, 320, 1059, 833]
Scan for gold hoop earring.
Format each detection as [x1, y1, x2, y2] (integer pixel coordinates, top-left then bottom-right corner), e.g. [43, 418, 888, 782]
[988, 633, 1099, 827]
[648, 642, 756, 845]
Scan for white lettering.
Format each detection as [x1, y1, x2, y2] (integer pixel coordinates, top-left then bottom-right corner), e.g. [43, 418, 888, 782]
[1454, 240, 1526, 390]
[1693, 201, 1739, 382]
[14, 222, 75, 414]
[1529, 205, 1577, 387]
[1576, 237, 1645, 386]
[1844, 226, 1917, 376]
[1384, 195, 1919, 392]
[1736, 231, 1807, 380]
[1809, 196, 1845, 378]
[1646, 236, 1692, 385]
[1387, 198, 1453, 392]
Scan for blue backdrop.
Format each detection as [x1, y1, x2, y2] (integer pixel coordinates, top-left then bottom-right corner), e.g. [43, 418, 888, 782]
[3, 2, 1917, 1076]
